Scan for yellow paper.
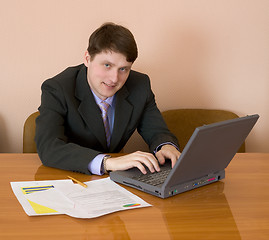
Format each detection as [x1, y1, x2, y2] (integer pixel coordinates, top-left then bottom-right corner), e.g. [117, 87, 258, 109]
[27, 200, 58, 214]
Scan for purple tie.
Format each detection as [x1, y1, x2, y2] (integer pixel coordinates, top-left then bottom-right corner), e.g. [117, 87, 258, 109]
[98, 101, 111, 147]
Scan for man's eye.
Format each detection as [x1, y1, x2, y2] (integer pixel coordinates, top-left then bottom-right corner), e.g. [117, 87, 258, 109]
[120, 67, 127, 72]
[104, 64, 110, 68]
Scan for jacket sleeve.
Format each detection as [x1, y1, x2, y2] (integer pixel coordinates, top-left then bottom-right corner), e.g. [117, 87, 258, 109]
[135, 76, 180, 153]
[35, 79, 99, 175]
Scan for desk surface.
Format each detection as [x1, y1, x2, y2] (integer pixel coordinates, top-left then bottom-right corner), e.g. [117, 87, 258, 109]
[0, 153, 268, 240]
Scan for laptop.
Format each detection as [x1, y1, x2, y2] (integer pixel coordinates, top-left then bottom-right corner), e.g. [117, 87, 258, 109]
[110, 114, 259, 198]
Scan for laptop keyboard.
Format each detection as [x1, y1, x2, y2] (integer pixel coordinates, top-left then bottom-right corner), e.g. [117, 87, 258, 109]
[133, 166, 171, 186]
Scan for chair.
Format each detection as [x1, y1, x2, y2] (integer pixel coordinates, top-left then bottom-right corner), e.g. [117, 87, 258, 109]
[162, 109, 245, 153]
[23, 111, 39, 153]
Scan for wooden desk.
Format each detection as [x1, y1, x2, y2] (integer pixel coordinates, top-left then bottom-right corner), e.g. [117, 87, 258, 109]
[0, 153, 268, 239]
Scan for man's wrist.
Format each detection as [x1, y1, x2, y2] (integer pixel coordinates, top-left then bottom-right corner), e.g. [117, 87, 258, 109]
[102, 155, 111, 174]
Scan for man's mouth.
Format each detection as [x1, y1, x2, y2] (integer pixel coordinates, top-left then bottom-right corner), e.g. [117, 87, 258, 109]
[103, 82, 116, 88]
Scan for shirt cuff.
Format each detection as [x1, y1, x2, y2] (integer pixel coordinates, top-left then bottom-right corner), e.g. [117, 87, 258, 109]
[88, 154, 106, 175]
[153, 142, 180, 154]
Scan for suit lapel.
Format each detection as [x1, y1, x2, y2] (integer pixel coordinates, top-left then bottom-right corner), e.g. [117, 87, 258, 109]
[109, 86, 133, 151]
[75, 66, 108, 150]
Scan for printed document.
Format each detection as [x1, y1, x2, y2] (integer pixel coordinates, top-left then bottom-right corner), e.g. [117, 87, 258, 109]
[11, 178, 151, 218]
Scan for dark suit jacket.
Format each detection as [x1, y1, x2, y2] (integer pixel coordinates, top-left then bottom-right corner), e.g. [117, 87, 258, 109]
[35, 64, 179, 174]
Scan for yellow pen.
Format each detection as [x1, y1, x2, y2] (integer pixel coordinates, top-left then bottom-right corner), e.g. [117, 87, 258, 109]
[67, 176, 88, 188]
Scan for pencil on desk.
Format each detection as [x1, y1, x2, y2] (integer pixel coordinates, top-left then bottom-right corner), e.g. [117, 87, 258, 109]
[67, 176, 88, 188]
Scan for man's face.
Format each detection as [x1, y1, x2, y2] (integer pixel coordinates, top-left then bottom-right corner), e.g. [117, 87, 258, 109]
[84, 50, 133, 100]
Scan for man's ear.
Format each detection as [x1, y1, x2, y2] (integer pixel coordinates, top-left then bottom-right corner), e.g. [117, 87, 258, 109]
[83, 51, 91, 66]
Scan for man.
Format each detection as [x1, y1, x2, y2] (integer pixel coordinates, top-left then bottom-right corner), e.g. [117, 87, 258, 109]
[35, 22, 180, 175]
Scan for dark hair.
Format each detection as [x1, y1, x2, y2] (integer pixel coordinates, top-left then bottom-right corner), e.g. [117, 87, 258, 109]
[87, 23, 138, 63]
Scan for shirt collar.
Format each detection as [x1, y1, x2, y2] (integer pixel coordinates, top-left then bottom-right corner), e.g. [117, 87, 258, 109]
[91, 89, 114, 107]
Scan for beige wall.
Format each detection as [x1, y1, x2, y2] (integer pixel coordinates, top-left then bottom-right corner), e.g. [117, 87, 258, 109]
[0, 0, 268, 153]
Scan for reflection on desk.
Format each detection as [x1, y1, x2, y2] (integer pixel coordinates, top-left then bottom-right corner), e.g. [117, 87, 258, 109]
[0, 153, 269, 239]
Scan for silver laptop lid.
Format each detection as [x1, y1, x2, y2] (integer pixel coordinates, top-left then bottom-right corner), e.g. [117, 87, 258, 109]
[163, 114, 259, 188]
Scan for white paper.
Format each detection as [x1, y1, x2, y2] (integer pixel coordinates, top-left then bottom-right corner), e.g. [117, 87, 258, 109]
[11, 178, 151, 218]
[10, 179, 75, 216]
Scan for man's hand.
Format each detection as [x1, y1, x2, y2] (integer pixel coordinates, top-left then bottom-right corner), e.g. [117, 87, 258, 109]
[155, 144, 181, 168]
[105, 151, 160, 174]
[105, 145, 180, 174]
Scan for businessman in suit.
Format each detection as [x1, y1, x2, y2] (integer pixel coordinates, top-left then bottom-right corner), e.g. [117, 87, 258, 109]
[35, 22, 180, 175]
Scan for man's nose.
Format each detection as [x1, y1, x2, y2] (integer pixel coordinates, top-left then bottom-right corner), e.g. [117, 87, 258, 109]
[110, 70, 119, 82]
